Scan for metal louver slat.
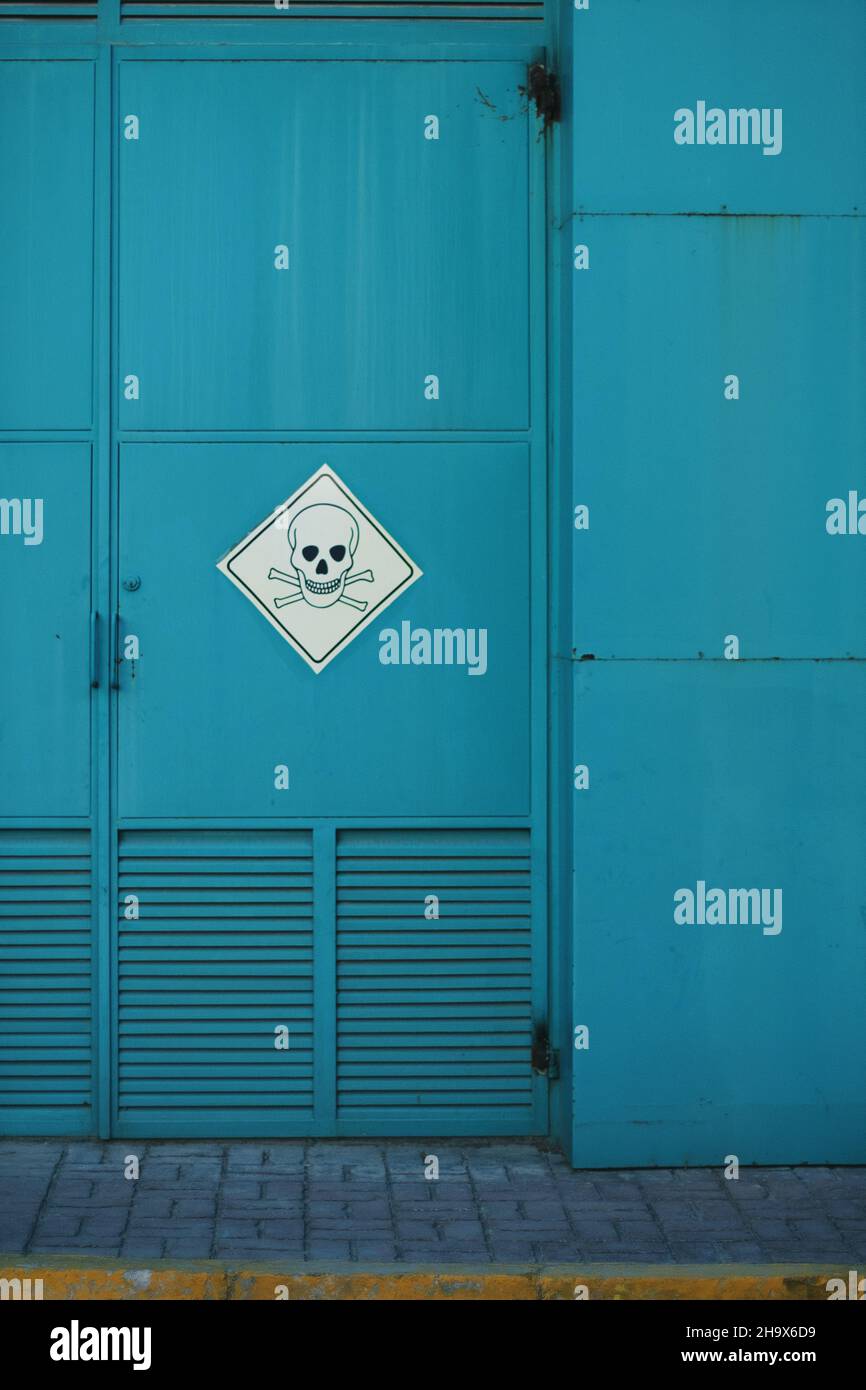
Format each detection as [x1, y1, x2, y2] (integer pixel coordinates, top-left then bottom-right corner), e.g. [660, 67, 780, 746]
[118, 3, 543, 21]
[336, 828, 534, 1126]
[0, 831, 92, 1126]
[0, 2, 97, 18]
[117, 829, 314, 1134]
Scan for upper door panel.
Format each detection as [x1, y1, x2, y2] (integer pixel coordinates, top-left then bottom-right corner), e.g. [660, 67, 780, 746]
[117, 61, 530, 431]
[0, 62, 94, 430]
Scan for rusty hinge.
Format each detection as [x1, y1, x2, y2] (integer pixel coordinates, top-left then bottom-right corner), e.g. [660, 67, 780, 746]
[531, 1025, 560, 1080]
[523, 63, 561, 130]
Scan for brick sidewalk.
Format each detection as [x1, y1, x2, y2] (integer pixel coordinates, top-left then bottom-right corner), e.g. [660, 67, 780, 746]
[1, 1140, 864, 1266]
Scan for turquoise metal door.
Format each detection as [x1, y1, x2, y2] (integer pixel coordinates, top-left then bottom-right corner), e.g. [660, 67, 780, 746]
[0, 63, 96, 1135]
[110, 55, 549, 1136]
[0, 19, 550, 1141]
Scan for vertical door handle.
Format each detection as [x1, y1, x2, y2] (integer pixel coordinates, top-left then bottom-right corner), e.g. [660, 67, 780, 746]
[111, 611, 121, 689]
[90, 612, 100, 688]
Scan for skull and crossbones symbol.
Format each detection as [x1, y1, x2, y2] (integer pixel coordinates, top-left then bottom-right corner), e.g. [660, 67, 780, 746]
[269, 503, 374, 612]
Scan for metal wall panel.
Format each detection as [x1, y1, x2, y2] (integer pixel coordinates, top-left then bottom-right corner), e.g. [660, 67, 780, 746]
[571, 660, 866, 1166]
[572, 215, 866, 659]
[564, 0, 866, 1166]
[571, 0, 866, 215]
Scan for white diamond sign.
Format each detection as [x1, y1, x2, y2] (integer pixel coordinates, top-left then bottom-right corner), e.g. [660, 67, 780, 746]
[217, 465, 422, 672]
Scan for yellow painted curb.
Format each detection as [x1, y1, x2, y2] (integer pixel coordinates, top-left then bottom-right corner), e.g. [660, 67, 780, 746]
[0, 1256, 846, 1300]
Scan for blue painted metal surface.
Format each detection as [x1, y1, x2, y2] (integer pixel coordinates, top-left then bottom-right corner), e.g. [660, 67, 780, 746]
[2, 0, 864, 1166]
[559, 0, 866, 1165]
[0, 5, 550, 1140]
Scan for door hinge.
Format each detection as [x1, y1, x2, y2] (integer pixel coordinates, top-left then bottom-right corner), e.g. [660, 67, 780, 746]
[523, 63, 561, 130]
[531, 1027, 560, 1080]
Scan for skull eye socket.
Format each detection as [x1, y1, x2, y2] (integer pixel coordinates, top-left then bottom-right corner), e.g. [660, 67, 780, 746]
[329, 545, 347, 562]
[301, 545, 319, 562]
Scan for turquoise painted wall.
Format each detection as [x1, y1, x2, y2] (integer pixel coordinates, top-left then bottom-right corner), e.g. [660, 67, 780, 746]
[562, 0, 866, 1166]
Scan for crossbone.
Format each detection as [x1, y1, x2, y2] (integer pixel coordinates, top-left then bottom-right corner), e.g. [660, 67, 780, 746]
[268, 566, 375, 612]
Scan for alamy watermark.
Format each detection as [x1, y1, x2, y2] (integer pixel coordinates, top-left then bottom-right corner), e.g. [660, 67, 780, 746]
[378, 621, 487, 676]
[674, 102, 783, 157]
[0, 1274, 43, 1300]
[0, 497, 43, 546]
[674, 881, 783, 936]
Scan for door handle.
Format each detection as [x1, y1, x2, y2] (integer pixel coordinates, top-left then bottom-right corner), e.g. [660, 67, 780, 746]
[90, 612, 99, 689]
[110, 611, 121, 689]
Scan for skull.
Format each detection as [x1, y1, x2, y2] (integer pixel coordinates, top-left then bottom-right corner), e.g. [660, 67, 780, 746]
[288, 504, 359, 608]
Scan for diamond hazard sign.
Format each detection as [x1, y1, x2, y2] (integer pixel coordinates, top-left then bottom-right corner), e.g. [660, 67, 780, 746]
[217, 465, 422, 672]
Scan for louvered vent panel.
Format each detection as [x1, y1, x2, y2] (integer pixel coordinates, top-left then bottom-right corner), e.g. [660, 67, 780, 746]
[337, 829, 534, 1123]
[118, 830, 313, 1129]
[0, 831, 92, 1118]
[120, 3, 543, 22]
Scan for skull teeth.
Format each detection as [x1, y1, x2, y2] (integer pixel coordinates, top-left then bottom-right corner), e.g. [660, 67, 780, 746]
[303, 576, 341, 594]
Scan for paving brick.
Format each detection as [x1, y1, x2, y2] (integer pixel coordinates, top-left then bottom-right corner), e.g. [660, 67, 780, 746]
[261, 1180, 304, 1198]
[438, 1221, 486, 1240]
[790, 1217, 846, 1239]
[71, 1184, 134, 1206]
[120, 1239, 166, 1258]
[172, 1198, 217, 1218]
[78, 1212, 130, 1238]
[237, 1199, 306, 1217]
[214, 1245, 303, 1261]
[220, 1179, 263, 1199]
[29, 1236, 123, 1253]
[667, 1241, 726, 1261]
[531, 1241, 583, 1260]
[3, 1182, 55, 1202]
[308, 1223, 393, 1239]
[435, 1245, 489, 1262]
[352, 1241, 399, 1261]
[29, 1214, 83, 1238]
[163, 1238, 214, 1258]
[306, 1241, 354, 1260]
[258, 1221, 305, 1240]
[48, 1180, 93, 1201]
[486, 1220, 566, 1238]
[515, 1197, 564, 1215]
[0, 1223, 42, 1249]
[125, 1219, 213, 1238]
[216, 1219, 260, 1238]
[714, 1242, 767, 1260]
[486, 1241, 538, 1261]
[405, 1247, 484, 1264]
[568, 1220, 620, 1241]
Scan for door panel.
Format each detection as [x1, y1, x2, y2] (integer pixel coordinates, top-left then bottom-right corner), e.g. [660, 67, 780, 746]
[0, 62, 94, 430]
[111, 53, 545, 1138]
[117, 442, 531, 819]
[0, 444, 91, 817]
[117, 61, 529, 430]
